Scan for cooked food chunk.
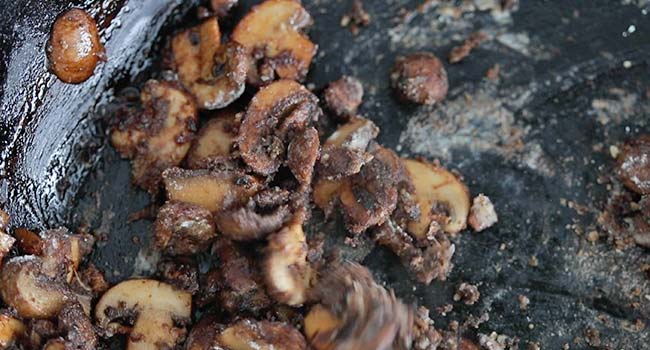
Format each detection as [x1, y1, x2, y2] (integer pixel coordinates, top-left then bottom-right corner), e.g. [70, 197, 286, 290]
[95, 279, 192, 349]
[339, 146, 401, 234]
[232, 0, 316, 85]
[468, 194, 498, 232]
[0, 314, 26, 349]
[47, 8, 105, 83]
[154, 201, 216, 256]
[391, 52, 448, 105]
[265, 220, 314, 306]
[216, 319, 308, 350]
[162, 167, 261, 213]
[186, 110, 239, 169]
[238, 80, 320, 176]
[323, 76, 364, 121]
[403, 159, 470, 239]
[111, 80, 198, 193]
[616, 135, 650, 194]
[171, 18, 248, 109]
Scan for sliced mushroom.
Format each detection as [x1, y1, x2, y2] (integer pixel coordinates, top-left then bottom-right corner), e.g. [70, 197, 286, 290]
[313, 178, 343, 216]
[199, 238, 271, 314]
[325, 116, 379, 150]
[339, 146, 401, 234]
[153, 201, 216, 256]
[111, 80, 198, 193]
[308, 262, 413, 350]
[238, 80, 320, 176]
[0, 256, 67, 319]
[232, 0, 316, 85]
[215, 204, 291, 241]
[403, 159, 470, 238]
[95, 279, 192, 350]
[13, 228, 43, 256]
[287, 126, 320, 185]
[0, 314, 26, 349]
[264, 220, 314, 306]
[157, 259, 199, 295]
[43, 338, 66, 350]
[40, 229, 94, 283]
[171, 19, 248, 109]
[57, 301, 97, 350]
[216, 319, 308, 350]
[185, 315, 223, 350]
[162, 167, 261, 213]
[47, 8, 105, 84]
[186, 109, 240, 169]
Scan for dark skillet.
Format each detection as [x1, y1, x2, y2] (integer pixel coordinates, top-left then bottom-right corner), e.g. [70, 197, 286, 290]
[1, 0, 649, 348]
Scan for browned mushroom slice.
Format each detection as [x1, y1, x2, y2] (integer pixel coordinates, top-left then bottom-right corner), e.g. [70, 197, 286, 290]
[171, 19, 248, 110]
[287, 126, 320, 185]
[373, 220, 455, 284]
[42, 338, 65, 350]
[199, 238, 271, 314]
[40, 229, 94, 283]
[216, 319, 308, 350]
[313, 178, 342, 216]
[0, 256, 67, 319]
[325, 116, 379, 150]
[162, 167, 261, 213]
[307, 262, 413, 350]
[0, 314, 26, 349]
[186, 109, 240, 169]
[57, 302, 97, 350]
[323, 76, 364, 121]
[111, 80, 197, 193]
[238, 80, 319, 176]
[265, 220, 314, 306]
[153, 201, 216, 256]
[186, 315, 224, 350]
[214, 205, 291, 241]
[339, 146, 401, 234]
[13, 228, 43, 255]
[95, 279, 192, 349]
[403, 159, 470, 238]
[232, 0, 316, 85]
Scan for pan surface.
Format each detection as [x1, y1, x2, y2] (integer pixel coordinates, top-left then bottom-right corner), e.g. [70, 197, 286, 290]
[1, 0, 649, 348]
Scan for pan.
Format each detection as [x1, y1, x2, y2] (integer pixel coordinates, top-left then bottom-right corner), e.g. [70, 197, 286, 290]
[1, 0, 649, 348]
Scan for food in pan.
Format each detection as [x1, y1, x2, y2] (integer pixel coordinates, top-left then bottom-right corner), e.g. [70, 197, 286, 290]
[0, 1, 501, 349]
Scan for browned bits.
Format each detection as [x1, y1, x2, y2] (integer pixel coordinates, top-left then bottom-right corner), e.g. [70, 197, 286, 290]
[13, 228, 43, 255]
[57, 301, 97, 350]
[47, 8, 105, 84]
[453, 282, 480, 305]
[448, 32, 487, 64]
[232, 0, 316, 85]
[323, 76, 364, 121]
[468, 194, 498, 232]
[154, 201, 216, 256]
[287, 127, 320, 185]
[211, 0, 238, 17]
[158, 260, 199, 294]
[342, 0, 371, 35]
[391, 52, 448, 105]
[616, 135, 650, 194]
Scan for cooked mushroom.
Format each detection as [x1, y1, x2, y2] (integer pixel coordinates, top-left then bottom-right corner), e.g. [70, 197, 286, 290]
[324, 116, 379, 150]
[0, 210, 9, 231]
[162, 167, 261, 213]
[265, 220, 314, 306]
[40, 228, 94, 283]
[185, 315, 223, 350]
[232, 0, 316, 85]
[390, 52, 448, 105]
[95, 279, 192, 349]
[157, 259, 200, 294]
[0, 256, 68, 319]
[339, 146, 401, 234]
[43, 338, 66, 350]
[238, 80, 320, 176]
[153, 201, 216, 256]
[323, 76, 364, 121]
[47, 8, 105, 83]
[216, 319, 308, 350]
[171, 18, 248, 109]
[111, 80, 198, 193]
[403, 159, 470, 238]
[199, 238, 271, 314]
[306, 262, 413, 350]
[214, 204, 291, 241]
[0, 233, 14, 267]
[186, 109, 240, 169]
[616, 135, 650, 195]
[287, 126, 320, 185]
[0, 314, 26, 349]
[57, 301, 97, 350]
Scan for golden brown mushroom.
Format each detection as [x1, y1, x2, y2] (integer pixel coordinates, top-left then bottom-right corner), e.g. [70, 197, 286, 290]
[95, 279, 192, 350]
[216, 319, 308, 350]
[0, 314, 26, 349]
[111, 80, 198, 193]
[186, 109, 240, 169]
[232, 0, 316, 85]
[47, 8, 105, 84]
[153, 201, 216, 256]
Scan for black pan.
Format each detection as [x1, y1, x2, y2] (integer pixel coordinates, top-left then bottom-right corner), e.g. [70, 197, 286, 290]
[1, 0, 649, 348]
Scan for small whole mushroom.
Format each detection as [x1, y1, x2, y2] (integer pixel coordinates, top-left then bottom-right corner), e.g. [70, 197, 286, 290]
[390, 52, 448, 105]
[47, 8, 105, 83]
